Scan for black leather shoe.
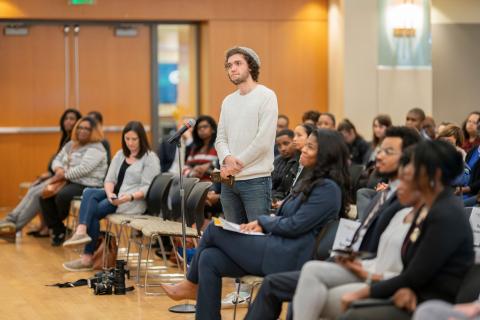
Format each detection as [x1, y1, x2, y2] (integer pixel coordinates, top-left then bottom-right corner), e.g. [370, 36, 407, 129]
[51, 232, 66, 246]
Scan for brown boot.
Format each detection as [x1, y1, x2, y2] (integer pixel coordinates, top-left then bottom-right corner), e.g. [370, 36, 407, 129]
[0, 222, 16, 243]
[161, 280, 197, 301]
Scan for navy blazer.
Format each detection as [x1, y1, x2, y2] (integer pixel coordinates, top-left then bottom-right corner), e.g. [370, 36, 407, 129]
[358, 192, 405, 254]
[257, 178, 342, 274]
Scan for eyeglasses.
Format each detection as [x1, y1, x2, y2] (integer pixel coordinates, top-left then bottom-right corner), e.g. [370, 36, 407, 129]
[77, 126, 92, 132]
[377, 147, 400, 156]
[197, 124, 211, 130]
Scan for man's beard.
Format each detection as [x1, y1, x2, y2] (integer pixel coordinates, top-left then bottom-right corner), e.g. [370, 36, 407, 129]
[376, 168, 398, 180]
[229, 73, 248, 85]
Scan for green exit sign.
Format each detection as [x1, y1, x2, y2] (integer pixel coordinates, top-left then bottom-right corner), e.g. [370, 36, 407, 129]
[69, 0, 95, 5]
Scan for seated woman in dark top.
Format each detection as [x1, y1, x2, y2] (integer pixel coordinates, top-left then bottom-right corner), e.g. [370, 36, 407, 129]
[62, 121, 160, 271]
[183, 115, 221, 222]
[338, 119, 370, 166]
[339, 140, 474, 320]
[161, 129, 351, 320]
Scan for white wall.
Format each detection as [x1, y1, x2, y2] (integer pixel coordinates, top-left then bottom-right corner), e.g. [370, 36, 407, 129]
[432, 0, 480, 24]
[343, 0, 378, 136]
[431, 0, 480, 125]
[329, 0, 433, 136]
[377, 67, 432, 125]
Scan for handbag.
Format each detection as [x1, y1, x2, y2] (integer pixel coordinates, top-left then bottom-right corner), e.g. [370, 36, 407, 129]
[41, 179, 67, 199]
[92, 232, 118, 270]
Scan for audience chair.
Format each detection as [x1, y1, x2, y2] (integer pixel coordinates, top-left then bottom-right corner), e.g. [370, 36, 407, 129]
[233, 275, 264, 320]
[141, 181, 212, 295]
[65, 195, 82, 238]
[349, 164, 365, 202]
[126, 177, 199, 271]
[103, 173, 173, 270]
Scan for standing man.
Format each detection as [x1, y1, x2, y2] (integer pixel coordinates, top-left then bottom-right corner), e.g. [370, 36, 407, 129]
[215, 46, 278, 225]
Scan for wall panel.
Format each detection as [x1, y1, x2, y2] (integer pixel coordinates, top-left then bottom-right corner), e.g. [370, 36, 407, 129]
[77, 25, 150, 125]
[204, 20, 328, 126]
[0, 25, 65, 126]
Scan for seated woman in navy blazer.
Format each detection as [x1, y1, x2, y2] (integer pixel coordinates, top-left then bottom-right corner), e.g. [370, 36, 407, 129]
[162, 129, 351, 320]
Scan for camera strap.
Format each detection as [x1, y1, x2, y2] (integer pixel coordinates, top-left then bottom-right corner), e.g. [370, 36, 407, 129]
[46, 279, 88, 288]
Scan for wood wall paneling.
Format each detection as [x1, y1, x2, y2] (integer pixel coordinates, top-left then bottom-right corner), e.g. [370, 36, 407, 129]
[0, 24, 151, 207]
[0, 0, 328, 22]
[77, 25, 151, 126]
[0, 134, 59, 207]
[203, 20, 328, 127]
[0, 25, 66, 126]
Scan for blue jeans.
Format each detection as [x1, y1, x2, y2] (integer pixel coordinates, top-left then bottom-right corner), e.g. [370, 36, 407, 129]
[78, 188, 116, 254]
[220, 176, 272, 224]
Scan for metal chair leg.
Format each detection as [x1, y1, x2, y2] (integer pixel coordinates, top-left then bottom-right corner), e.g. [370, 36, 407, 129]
[144, 234, 156, 295]
[233, 278, 242, 320]
[169, 236, 182, 271]
[135, 234, 145, 285]
[102, 221, 112, 270]
[157, 236, 169, 267]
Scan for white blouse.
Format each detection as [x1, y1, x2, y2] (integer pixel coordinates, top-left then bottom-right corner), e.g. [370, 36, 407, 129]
[361, 207, 412, 279]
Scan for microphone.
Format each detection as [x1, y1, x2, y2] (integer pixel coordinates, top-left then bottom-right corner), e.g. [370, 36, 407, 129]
[167, 119, 196, 144]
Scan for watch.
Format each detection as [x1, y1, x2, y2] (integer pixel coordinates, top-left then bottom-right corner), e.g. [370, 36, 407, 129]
[130, 194, 135, 202]
[365, 272, 373, 286]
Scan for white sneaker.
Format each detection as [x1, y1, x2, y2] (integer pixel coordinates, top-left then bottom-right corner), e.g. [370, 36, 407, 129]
[221, 291, 251, 309]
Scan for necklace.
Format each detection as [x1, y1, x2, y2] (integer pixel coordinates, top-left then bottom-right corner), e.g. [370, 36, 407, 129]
[409, 206, 429, 243]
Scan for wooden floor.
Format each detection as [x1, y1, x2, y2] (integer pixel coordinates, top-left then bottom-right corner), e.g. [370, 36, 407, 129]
[0, 211, 251, 320]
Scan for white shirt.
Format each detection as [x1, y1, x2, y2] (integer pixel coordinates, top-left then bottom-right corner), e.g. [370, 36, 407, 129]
[361, 207, 412, 279]
[215, 84, 278, 180]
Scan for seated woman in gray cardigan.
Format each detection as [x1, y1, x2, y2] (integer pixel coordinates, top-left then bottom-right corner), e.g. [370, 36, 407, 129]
[62, 121, 160, 271]
[40, 116, 108, 247]
[161, 129, 351, 320]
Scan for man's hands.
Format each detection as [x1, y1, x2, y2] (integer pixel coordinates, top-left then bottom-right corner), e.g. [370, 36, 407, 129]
[221, 155, 244, 179]
[239, 220, 263, 233]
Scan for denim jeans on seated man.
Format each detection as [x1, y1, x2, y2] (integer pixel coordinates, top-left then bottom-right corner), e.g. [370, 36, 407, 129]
[220, 176, 272, 224]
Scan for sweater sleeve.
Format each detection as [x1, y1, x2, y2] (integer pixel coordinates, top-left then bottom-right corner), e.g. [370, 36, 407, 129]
[104, 151, 122, 184]
[65, 147, 105, 181]
[370, 207, 469, 299]
[138, 152, 161, 196]
[237, 93, 278, 166]
[52, 143, 69, 171]
[214, 104, 231, 164]
[258, 181, 340, 238]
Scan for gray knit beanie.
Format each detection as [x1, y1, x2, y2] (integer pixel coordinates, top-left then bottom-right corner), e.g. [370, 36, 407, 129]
[226, 46, 261, 67]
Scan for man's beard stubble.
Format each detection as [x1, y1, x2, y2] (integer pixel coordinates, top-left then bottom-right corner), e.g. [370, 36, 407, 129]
[376, 168, 398, 180]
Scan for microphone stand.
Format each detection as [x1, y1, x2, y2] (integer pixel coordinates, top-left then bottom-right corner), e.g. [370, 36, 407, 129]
[168, 139, 195, 313]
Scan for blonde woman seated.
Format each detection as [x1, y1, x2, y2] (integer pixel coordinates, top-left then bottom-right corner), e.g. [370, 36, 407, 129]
[40, 116, 108, 246]
[62, 121, 160, 271]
